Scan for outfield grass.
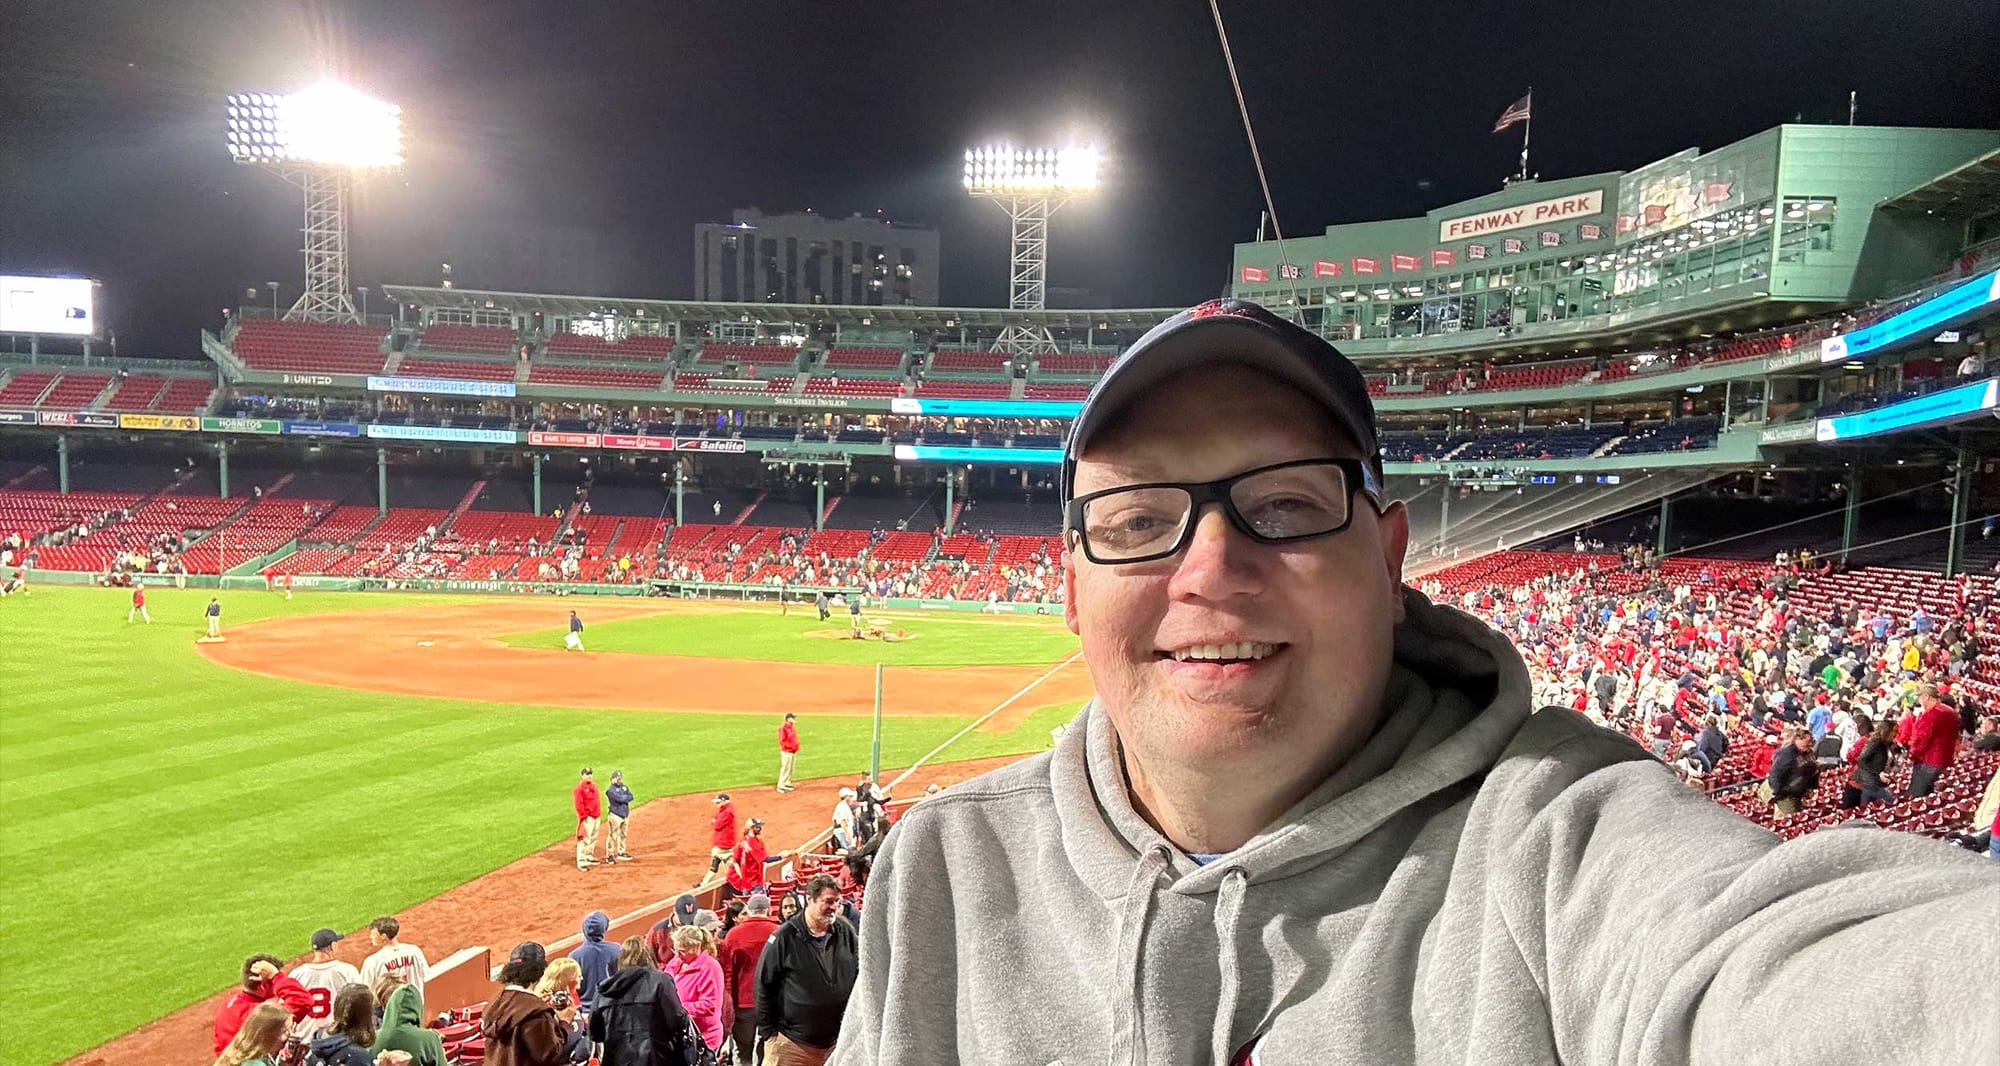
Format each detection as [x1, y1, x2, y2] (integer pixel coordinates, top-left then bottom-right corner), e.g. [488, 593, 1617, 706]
[0, 586, 1081, 1066]
[499, 605, 1080, 666]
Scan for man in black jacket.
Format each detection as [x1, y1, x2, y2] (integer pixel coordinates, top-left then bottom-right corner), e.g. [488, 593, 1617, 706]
[756, 874, 858, 1065]
[1765, 727, 1820, 817]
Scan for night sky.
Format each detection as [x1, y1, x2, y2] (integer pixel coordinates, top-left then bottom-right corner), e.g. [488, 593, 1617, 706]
[3, 0, 1996, 357]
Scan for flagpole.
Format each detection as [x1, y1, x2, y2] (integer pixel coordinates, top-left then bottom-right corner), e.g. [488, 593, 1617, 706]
[1519, 86, 1532, 182]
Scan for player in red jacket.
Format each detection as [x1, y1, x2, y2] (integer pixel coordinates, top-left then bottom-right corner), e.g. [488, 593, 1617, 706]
[704, 792, 737, 880]
[777, 712, 801, 793]
[1906, 685, 1961, 798]
[573, 768, 602, 872]
[726, 818, 771, 899]
[213, 954, 313, 1053]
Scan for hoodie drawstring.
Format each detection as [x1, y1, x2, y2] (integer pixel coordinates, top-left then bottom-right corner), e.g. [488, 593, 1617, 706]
[1209, 867, 1251, 1065]
[1110, 844, 1172, 1064]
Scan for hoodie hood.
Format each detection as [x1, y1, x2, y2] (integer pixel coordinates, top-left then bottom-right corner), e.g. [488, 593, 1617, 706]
[582, 909, 610, 941]
[379, 982, 426, 1031]
[1054, 586, 1531, 897]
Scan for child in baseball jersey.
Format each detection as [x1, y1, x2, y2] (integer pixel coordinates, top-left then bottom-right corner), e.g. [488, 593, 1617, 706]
[129, 584, 151, 624]
[359, 916, 429, 997]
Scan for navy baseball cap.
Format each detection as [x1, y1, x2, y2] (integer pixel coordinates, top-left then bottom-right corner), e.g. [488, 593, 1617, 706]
[1061, 298, 1381, 505]
[311, 928, 343, 951]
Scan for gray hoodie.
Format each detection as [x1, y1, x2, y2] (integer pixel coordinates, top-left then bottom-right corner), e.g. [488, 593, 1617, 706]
[833, 591, 2000, 1064]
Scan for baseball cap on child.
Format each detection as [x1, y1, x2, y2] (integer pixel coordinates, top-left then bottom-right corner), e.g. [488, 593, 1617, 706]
[508, 941, 546, 966]
[311, 928, 343, 951]
[674, 894, 699, 925]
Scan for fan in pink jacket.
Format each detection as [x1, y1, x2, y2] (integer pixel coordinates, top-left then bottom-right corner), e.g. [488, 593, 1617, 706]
[665, 926, 727, 1051]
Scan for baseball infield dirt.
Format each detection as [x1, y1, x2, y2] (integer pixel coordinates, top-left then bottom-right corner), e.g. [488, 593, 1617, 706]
[196, 601, 1095, 720]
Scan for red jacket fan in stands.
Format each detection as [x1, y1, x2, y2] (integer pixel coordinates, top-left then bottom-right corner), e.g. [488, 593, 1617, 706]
[706, 793, 737, 877]
[213, 956, 313, 1053]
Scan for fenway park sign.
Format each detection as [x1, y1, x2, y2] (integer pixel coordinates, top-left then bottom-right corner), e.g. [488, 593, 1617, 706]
[1439, 190, 1604, 242]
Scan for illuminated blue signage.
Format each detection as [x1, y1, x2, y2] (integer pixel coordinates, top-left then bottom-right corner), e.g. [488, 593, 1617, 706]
[280, 420, 361, 437]
[889, 398, 1083, 418]
[892, 444, 1065, 465]
[1820, 270, 2000, 363]
[1815, 377, 1998, 442]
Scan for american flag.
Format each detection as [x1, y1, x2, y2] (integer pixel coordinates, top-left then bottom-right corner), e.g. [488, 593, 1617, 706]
[1493, 93, 1531, 133]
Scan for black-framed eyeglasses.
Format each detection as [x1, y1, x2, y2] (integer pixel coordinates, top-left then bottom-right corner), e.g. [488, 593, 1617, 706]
[1063, 457, 1383, 565]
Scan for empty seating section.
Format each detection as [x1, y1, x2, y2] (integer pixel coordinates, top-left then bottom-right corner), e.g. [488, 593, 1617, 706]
[418, 324, 517, 355]
[695, 343, 793, 368]
[1023, 383, 1090, 402]
[803, 377, 904, 398]
[1454, 426, 1620, 461]
[0, 372, 59, 407]
[675, 373, 789, 393]
[1475, 361, 1591, 392]
[1035, 352, 1114, 375]
[927, 350, 1012, 374]
[821, 348, 905, 373]
[397, 358, 516, 381]
[38, 374, 112, 409]
[179, 496, 336, 573]
[914, 380, 1010, 399]
[543, 331, 678, 361]
[451, 511, 559, 547]
[0, 490, 142, 538]
[528, 364, 665, 389]
[1606, 418, 1721, 455]
[357, 509, 448, 550]
[302, 505, 384, 544]
[101, 375, 169, 411]
[233, 320, 388, 374]
[153, 379, 217, 413]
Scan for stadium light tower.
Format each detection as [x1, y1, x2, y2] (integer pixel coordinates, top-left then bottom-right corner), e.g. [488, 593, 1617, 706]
[963, 145, 1101, 355]
[226, 83, 403, 323]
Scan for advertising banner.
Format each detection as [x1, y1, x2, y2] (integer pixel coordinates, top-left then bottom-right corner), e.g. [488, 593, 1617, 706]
[603, 434, 675, 451]
[367, 375, 518, 398]
[36, 411, 119, 428]
[280, 420, 362, 437]
[201, 417, 283, 434]
[0, 410, 36, 424]
[364, 424, 519, 444]
[676, 438, 747, 454]
[528, 431, 602, 448]
[118, 413, 199, 432]
[281, 373, 340, 387]
[892, 444, 1064, 465]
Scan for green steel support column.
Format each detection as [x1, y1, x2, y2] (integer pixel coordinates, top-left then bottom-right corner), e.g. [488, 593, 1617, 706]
[944, 468, 955, 535]
[1946, 442, 1974, 577]
[57, 433, 69, 494]
[377, 447, 389, 516]
[217, 439, 230, 498]
[1841, 467, 1861, 563]
[815, 469, 825, 531]
[674, 463, 685, 526]
[1657, 493, 1672, 556]
[1438, 486, 1451, 557]
[532, 453, 543, 516]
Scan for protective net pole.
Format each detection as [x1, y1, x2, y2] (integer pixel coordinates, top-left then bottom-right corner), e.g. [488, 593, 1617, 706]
[870, 662, 883, 783]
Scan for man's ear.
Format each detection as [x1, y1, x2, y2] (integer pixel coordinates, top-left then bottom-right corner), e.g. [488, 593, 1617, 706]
[1377, 500, 1410, 623]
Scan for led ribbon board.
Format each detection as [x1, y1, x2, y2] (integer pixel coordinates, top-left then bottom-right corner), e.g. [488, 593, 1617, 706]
[1820, 270, 2000, 364]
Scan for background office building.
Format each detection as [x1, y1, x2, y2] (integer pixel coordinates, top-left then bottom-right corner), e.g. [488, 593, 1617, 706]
[694, 209, 940, 305]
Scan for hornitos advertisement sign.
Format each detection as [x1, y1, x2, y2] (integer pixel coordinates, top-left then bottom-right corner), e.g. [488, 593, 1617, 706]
[202, 417, 282, 434]
[118, 413, 199, 432]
